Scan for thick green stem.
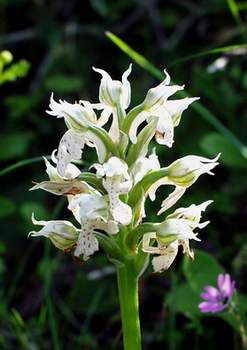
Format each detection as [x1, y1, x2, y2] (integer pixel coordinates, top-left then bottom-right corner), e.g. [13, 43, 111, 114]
[117, 261, 142, 350]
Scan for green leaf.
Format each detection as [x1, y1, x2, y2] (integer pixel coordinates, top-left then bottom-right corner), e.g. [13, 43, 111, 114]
[0, 59, 30, 85]
[126, 118, 158, 166]
[166, 283, 201, 316]
[200, 132, 247, 168]
[79, 172, 106, 193]
[183, 250, 224, 294]
[128, 168, 168, 208]
[0, 196, 15, 218]
[0, 132, 32, 161]
[130, 170, 168, 210]
[119, 131, 129, 158]
[87, 125, 120, 162]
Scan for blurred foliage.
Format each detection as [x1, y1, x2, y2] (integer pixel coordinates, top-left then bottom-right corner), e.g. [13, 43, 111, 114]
[0, 50, 30, 85]
[0, 0, 247, 349]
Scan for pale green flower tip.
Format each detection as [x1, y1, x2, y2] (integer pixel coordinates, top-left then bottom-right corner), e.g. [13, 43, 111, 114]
[167, 154, 220, 187]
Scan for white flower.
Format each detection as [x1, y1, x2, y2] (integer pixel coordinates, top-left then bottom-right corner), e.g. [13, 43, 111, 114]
[128, 70, 198, 145]
[93, 65, 132, 142]
[148, 154, 219, 214]
[47, 93, 97, 130]
[166, 154, 220, 186]
[29, 214, 79, 251]
[157, 218, 201, 242]
[93, 157, 132, 225]
[131, 149, 160, 184]
[142, 70, 182, 111]
[142, 201, 211, 272]
[147, 97, 199, 147]
[68, 193, 118, 260]
[93, 65, 132, 109]
[167, 200, 213, 229]
[30, 156, 88, 196]
[94, 156, 129, 178]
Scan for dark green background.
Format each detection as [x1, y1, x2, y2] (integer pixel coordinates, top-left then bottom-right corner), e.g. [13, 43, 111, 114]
[0, 0, 246, 349]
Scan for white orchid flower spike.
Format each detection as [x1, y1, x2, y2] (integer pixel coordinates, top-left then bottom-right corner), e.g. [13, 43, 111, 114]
[30, 65, 218, 275]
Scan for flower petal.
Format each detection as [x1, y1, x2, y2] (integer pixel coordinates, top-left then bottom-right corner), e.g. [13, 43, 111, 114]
[152, 241, 178, 272]
[47, 93, 96, 129]
[57, 130, 85, 177]
[74, 229, 99, 260]
[121, 64, 132, 109]
[29, 214, 79, 251]
[158, 186, 186, 214]
[218, 273, 235, 298]
[202, 286, 220, 300]
[30, 179, 89, 196]
[199, 301, 226, 313]
[112, 200, 132, 225]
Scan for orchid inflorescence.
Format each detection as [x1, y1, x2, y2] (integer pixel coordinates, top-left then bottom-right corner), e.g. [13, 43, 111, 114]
[29, 65, 219, 273]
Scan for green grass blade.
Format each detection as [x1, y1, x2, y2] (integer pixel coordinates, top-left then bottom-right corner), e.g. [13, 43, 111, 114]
[0, 156, 50, 177]
[168, 43, 247, 67]
[106, 31, 162, 81]
[227, 0, 247, 40]
[106, 31, 247, 159]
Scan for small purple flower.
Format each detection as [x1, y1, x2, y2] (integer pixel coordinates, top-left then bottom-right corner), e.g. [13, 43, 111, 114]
[199, 273, 236, 313]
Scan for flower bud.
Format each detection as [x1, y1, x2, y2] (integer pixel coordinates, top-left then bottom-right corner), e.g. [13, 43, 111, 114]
[93, 65, 131, 109]
[29, 214, 79, 251]
[47, 93, 97, 130]
[142, 70, 183, 111]
[156, 218, 200, 243]
[166, 154, 220, 187]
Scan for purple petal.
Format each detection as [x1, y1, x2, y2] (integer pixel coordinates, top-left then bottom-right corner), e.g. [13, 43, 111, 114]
[200, 292, 214, 301]
[219, 274, 235, 298]
[198, 301, 226, 313]
[202, 286, 219, 300]
[217, 274, 225, 289]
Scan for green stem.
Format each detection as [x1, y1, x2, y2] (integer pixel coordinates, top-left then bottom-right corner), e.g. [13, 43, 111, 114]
[117, 261, 142, 350]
